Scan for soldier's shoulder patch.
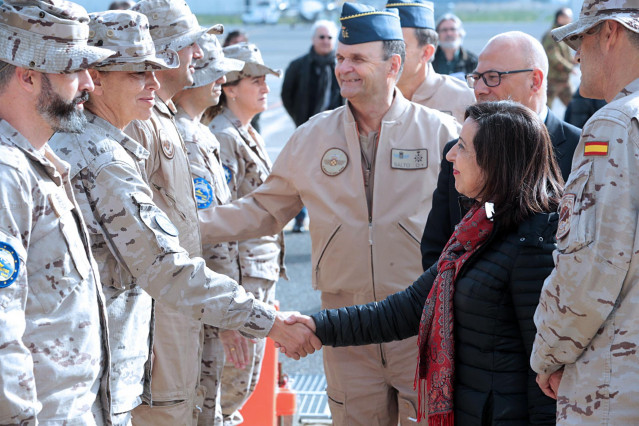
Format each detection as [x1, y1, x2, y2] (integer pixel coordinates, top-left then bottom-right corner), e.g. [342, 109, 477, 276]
[154, 214, 179, 237]
[557, 193, 576, 240]
[194, 177, 214, 209]
[0, 241, 20, 288]
[584, 140, 609, 157]
[223, 165, 233, 184]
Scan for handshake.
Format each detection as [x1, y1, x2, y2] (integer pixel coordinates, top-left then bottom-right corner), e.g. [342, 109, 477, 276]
[267, 312, 321, 360]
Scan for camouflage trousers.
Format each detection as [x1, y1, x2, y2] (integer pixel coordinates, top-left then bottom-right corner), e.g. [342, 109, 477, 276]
[547, 79, 573, 108]
[197, 276, 276, 426]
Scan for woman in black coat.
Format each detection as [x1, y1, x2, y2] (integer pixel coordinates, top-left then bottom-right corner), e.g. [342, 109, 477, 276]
[285, 101, 564, 425]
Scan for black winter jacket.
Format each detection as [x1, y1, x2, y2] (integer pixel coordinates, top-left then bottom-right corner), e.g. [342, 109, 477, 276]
[311, 211, 558, 425]
[281, 48, 343, 127]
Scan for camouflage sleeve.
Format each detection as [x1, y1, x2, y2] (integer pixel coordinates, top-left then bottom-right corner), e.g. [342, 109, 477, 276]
[199, 131, 304, 244]
[0, 167, 38, 424]
[532, 117, 635, 373]
[86, 159, 275, 337]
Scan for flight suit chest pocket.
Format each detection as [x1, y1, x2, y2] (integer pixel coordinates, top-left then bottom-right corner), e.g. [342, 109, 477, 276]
[30, 190, 91, 314]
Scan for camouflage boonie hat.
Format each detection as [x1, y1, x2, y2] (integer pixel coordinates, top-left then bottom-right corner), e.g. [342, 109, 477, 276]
[190, 33, 244, 88]
[552, 0, 639, 50]
[88, 10, 179, 72]
[223, 43, 281, 84]
[132, 0, 223, 53]
[0, 0, 115, 73]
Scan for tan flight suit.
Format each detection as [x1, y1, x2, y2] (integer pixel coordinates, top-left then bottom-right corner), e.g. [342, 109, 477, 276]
[175, 107, 241, 426]
[0, 120, 110, 425]
[209, 108, 286, 424]
[409, 63, 476, 123]
[200, 90, 460, 425]
[532, 78, 639, 423]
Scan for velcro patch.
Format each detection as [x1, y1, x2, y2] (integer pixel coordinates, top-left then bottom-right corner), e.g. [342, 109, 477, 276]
[584, 141, 608, 157]
[557, 193, 576, 240]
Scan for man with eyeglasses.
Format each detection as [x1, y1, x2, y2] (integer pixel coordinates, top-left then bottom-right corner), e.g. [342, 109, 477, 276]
[532, 1, 639, 423]
[386, 0, 475, 124]
[432, 13, 477, 79]
[420, 31, 580, 269]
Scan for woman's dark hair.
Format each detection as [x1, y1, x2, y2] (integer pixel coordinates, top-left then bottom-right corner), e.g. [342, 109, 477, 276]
[202, 79, 241, 124]
[464, 100, 564, 230]
[554, 8, 571, 25]
[223, 30, 248, 48]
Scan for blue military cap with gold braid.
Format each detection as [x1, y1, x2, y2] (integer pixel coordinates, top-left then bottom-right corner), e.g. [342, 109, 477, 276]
[338, 2, 403, 45]
[385, 0, 435, 30]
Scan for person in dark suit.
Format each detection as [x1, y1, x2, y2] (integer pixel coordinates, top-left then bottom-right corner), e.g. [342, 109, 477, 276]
[420, 31, 581, 270]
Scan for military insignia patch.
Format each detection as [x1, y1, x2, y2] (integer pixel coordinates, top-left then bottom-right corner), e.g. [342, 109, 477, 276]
[321, 148, 348, 176]
[584, 141, 609, 157]
[391, 148, 427, 169]
[154, 213, 179, 237]
[194, 177, 214, 209]
[159, 129, 174, 159]
[223, 165, 233, 184]
[557, 193, 576, 240]
[0, 241, 20, 288]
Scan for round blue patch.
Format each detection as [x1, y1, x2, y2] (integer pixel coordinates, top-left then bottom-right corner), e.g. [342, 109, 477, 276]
[223, 165, 233, 185]
[0, 241, 20, 288]
[193, 177, 214, 209]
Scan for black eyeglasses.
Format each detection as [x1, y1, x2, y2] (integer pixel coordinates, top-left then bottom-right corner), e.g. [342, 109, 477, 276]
[465, 69, 533, 88]
[318, 35, 333, 40]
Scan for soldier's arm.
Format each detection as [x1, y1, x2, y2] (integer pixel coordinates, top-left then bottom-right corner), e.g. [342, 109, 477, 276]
[86, 158, 274, 337]
[532, 118, 635, 373]
[200, 131, 303, 244]
[0, 168, 39, 424]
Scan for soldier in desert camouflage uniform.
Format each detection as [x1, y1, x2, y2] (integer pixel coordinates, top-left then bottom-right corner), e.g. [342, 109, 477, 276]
[47, 9, 318, 426]
[532, 0, 639, 423]
[172, 32, 245, 425]
[205, 43, 286, 425]
[0, 0, 116, 424]
[47, 11, 274, 426]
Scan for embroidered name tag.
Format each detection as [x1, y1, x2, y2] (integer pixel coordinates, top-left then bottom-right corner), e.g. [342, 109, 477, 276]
[584, 141, 609, 157]
[391, 148, 427, 169]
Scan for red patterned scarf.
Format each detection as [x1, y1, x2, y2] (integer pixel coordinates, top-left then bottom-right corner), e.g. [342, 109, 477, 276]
[415, 203, 494, 424]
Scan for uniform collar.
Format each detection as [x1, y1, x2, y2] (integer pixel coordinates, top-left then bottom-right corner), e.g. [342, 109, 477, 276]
[412, 63, 441, 103]
[613, 78, 639, 102]
[85, 111, 150, 162]
[222, 108, 258, 148]
[0, 119, 67, 184]
[154, 94, 177, 118]
[344, 87, 410, 126]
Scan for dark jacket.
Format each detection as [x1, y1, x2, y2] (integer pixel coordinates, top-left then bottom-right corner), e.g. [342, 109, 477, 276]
[432, 46, 478, 76]
[281, 47, 342, 127]
[312, 211, 559, 425]
[420, 110, 580, 269]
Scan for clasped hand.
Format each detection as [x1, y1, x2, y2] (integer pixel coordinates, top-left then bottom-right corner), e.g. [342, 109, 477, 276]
[267, 311, 321, 360]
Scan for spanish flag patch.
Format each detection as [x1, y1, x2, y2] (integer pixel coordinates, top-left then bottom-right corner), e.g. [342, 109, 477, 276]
[584, 141, 609, 156]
